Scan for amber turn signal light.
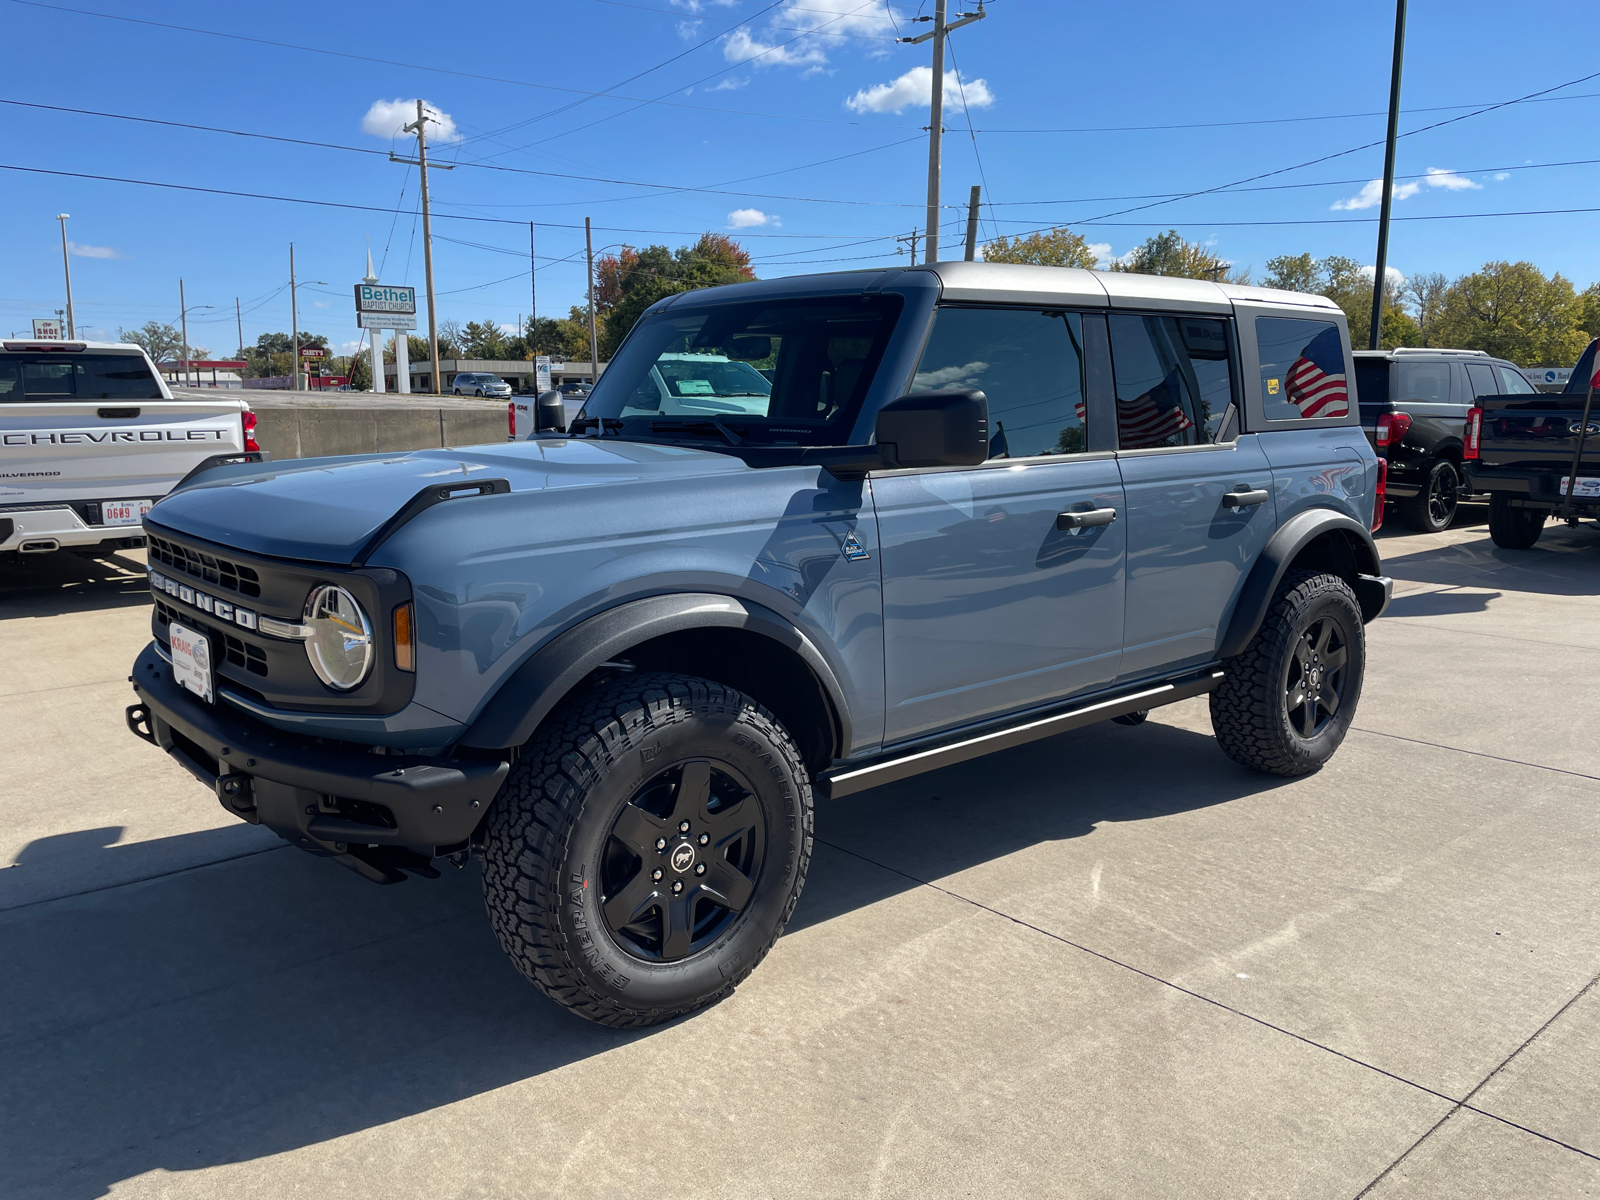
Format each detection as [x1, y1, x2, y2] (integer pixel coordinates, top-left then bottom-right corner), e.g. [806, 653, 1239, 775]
[393, 602, 415, 672]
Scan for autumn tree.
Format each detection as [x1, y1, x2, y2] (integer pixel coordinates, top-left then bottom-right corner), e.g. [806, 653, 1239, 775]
[118, 321, 190, 365]
[981, 227, 1099, 269]
[594, 233, 756, 359]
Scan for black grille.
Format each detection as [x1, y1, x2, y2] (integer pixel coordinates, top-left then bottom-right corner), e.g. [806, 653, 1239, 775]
[147, 533, 261, 597]
[154, 598, 268, 676]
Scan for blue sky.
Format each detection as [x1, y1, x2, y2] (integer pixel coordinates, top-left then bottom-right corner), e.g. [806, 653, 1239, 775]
[3, 0, 1598, 355]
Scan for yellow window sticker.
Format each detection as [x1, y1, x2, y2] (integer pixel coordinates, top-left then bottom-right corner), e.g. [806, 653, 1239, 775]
[1267, 378, 1281, 394]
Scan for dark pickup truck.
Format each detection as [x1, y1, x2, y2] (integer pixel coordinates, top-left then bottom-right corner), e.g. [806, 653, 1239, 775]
[1463, 339, 1600, 548]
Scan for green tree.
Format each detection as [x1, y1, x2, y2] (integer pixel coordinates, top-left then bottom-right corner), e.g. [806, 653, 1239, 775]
[1574, 281, 1600, 345]
[981, 227, 1099, 268]
[118, 321, 189, 364]
[1111, 230, 1248, 283]
[1403, 272, 1449, 347]
[1433, 261, 1590, 367]
[461, 317, 509, 359]
[241, 331, 327, 379]
[347, 351, 372, 391]
[1262, 253, 1320, 295]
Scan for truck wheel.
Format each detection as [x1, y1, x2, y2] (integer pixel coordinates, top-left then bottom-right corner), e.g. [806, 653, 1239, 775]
[1397, 459, 1460, 533]
[481, 673, 813, 1027]
[1210, 570, 1365, 777]
[1487, 494, 1545, 549]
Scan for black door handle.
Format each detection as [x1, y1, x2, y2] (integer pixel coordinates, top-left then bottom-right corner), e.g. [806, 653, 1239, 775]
[1057, 507, 1117, 530]
[1222, 488, 1270, 508]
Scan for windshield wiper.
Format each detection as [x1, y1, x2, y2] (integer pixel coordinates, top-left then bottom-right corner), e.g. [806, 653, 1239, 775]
[568, 416, 625, 437]
[649, 417, 745, 446]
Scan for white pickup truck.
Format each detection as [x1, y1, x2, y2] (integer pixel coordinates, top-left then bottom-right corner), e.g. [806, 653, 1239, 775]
[0, 339, 259, 557]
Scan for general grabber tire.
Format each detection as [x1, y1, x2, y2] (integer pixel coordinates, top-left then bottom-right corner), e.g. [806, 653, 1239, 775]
[481, 673, 813, 1027]
[1210, 570, 1366, 777]
[1488, 493, 1546, 549]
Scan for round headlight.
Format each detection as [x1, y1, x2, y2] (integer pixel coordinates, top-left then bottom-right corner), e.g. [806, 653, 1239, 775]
[303, 585, 374, 690]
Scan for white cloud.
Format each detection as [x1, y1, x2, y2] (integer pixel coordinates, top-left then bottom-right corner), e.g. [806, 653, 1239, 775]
[361, 98, 461, 142]
[1087, 242, 1113, 265]
[67, 241, 123, 259]
[1494, 172, 1510, 181]
[724, 0, 898, 70]
[1358, 264, 1406, 287]
[313, 301, 330, 309]
[845, 66, 994, 114]
[1422, 167, 1481, 192]
[709, 76, 749, 91]
[1331, 166, 1481, 210]
[727, 208, 776, 228]
[677, 19, 703, 39]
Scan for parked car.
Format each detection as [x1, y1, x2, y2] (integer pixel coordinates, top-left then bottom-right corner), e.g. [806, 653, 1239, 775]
[125, 263, 1389, 1028]
[1355, 347, 1541, 533]
[452, 372, 512, 398]
[1463, 338, 1600, 547]
[558, 381, 591, 399]
[0, 338, 259, 558]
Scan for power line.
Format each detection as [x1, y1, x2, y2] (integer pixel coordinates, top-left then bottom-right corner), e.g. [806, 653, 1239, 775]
[1, 0, 908, 131]
[969, 90, 1600, 135]
[0, 161, 906, 238]
[586, 0, 899, 40]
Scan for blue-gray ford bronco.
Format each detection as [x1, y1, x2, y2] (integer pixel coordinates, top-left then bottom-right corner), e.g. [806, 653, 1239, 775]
[126, 263, 1392, 1027]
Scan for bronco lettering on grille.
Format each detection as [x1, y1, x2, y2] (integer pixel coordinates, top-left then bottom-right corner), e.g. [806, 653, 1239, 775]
[148, 568, 258, 630]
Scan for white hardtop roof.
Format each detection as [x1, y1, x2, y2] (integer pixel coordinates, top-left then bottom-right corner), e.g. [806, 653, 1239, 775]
[914, 261, 1342, 315]
[1, 339, 147, 351]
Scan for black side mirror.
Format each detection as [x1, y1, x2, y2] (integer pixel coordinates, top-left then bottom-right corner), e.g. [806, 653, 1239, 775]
[799, 389, 989, 478]
[874, 389, 989, 468]
[536, 391, 566, 432]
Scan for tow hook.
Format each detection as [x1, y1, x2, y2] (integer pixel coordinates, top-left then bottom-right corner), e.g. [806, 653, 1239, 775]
[215, 772, 256, 817]
[125, 704, 157, 746]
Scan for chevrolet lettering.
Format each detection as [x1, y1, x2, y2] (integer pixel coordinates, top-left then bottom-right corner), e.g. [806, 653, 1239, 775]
[2, 429, 230, 446]
[125, 263, 1391, 1029]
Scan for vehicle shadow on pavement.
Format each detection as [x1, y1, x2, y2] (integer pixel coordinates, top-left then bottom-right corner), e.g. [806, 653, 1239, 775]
[0, 716, 1282, 1199]
[0, 548, 153, 618]
[1377, 524, 1600, 596]
[1379, 588, 1503, 619]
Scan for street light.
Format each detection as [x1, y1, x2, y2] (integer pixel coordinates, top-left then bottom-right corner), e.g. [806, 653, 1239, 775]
[178, 277, 214, 389]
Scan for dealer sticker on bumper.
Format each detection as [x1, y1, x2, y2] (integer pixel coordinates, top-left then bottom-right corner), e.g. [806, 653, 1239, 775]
[1558, 477, 1600, 499]
[169, 621, 214, 704]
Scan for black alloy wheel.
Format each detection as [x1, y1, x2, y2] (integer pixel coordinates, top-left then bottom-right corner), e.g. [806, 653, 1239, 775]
[1210, 570, 1366, 776]
[1398, 459, 1460, 533]
[1283, 615, 1348, 739]
[601, 759, 766, 961]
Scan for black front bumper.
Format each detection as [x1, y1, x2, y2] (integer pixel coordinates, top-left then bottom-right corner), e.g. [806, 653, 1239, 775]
[127, 643, 509, 879]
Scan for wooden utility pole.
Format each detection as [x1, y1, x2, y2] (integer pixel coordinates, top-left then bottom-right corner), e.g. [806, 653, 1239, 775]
[900, 2, 986, 264]
[585, 217, 599, 382]
[289, 243, 300, 389]
[235, 296, 243, 358]
[897, 228, 921, 265]
[963, 185, 981, 261]
[529, 222, 537, 350]
[179, 277, 190, 388]
[403, 100, 444, 393]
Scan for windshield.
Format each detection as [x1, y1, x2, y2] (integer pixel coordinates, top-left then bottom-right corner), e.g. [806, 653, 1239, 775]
[580, 294, 904, 446]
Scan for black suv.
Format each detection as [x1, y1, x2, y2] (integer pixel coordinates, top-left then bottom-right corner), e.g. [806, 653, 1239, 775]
[1355, 348, 1541, 533]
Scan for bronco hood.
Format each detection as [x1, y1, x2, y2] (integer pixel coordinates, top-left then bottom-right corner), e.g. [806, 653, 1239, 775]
[147, 438, 748, 564]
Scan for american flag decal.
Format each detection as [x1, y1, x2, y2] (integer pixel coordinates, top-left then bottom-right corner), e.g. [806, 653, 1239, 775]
[1286, 326, 1349, 419]
[1117, 367, 1195, 449]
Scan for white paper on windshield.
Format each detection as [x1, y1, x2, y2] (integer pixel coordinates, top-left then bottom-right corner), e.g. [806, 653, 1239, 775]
[676, 379, 714, 395]
[1558, 477, 1600, 498]
[103, 499, 154, 526]
[169, 621, 214, 704]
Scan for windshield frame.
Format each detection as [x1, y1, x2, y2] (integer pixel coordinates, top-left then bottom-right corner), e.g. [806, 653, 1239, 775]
[576, 291, 907, 451]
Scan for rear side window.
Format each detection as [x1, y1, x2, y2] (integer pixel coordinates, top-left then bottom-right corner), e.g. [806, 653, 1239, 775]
[1108, 314, 1235, 448]
[1496, 365, 1539, 395]
[1465, 363, 1499, 399]
[0, 354, 162, 401]
[1256, 318, 1350, 421]
[1394, 362, 1452, 404]
[911, 307, 1090, 459]
[1354, 360, 1390, 406]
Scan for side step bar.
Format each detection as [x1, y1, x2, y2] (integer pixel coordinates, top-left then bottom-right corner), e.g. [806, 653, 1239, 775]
[818, 667, 1226, 800]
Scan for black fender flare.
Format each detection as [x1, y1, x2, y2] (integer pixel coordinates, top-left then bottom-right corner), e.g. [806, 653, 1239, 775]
[1218, 508, 1388, 659]
[458, 593, 852, 752]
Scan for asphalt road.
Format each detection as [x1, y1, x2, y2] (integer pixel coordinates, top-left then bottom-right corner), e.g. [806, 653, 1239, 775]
[2, 508, 1598, 1198]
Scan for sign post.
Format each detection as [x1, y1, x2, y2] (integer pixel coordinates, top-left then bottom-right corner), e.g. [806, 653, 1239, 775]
[31, 318, 63, 340]
[354, 284, 418, 395]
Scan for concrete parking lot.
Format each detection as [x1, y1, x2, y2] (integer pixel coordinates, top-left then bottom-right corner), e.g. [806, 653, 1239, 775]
[3, 509, 1598, 1198]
